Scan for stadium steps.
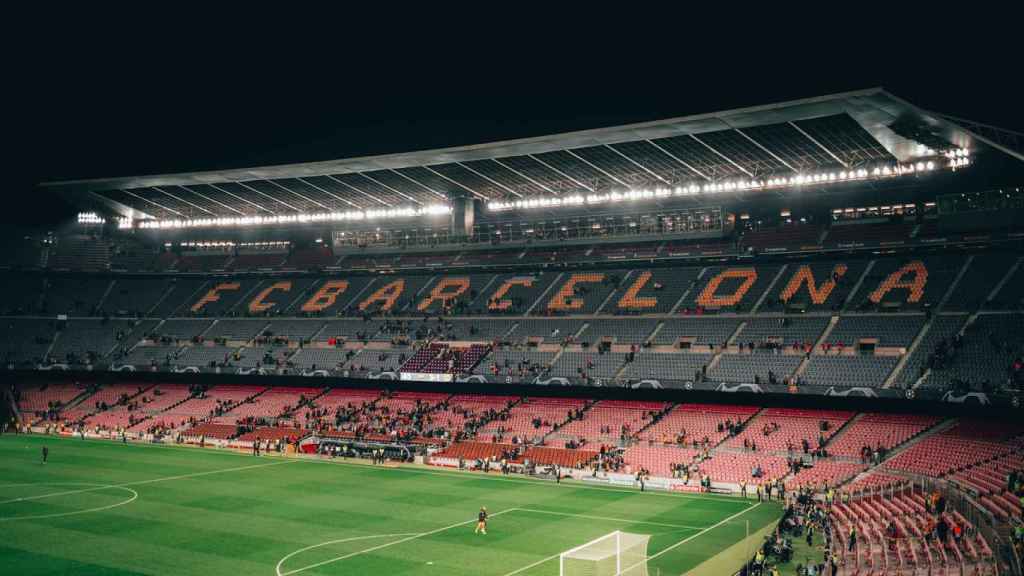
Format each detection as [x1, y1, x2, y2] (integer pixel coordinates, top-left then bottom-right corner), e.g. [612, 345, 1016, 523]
[281, 280, 321, 313]
[594, 270, 631, 315]
[844, 417, 958, 486]
[794, 315, 840, 378]
[751, 264, 788, 313]
[169, 280, 213, 316]
[542, 398, 600, 443]
[400, 275, 439, 314]
[937, 254, 974, 311]
[143, 283, 178, 317]
[822, 412, 866, 449]
[282, 388, 332, 419]
[76, 384, 157, 423]
[95, 279, 117, 312]
[669, 266, 708, 314]
[42, 327, 61, 364]
[988, 255, 1023, 304]
[645, 321, 666, 345]
[883, 317, 937, 389]
[703, 321, 748, 374]
[631, 402, 677, 438]
[227, 281, 270, 314]
[526, 272, 564, 315]
[911, 311, 981, 391]
[468, 275, 500, 309]
[842, 259, 876, 310]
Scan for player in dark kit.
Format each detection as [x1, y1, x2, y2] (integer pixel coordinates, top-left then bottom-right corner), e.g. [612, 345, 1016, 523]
[42, 445, 48, 464]
[474, 506, 488, 535]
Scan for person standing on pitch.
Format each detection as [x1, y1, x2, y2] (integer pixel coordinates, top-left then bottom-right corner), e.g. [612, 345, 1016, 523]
[42, 445, 49, 464]
[474, 506, 488, 535]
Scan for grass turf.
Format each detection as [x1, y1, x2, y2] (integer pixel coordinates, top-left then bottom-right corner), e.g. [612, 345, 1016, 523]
[0, 435, 782, 575]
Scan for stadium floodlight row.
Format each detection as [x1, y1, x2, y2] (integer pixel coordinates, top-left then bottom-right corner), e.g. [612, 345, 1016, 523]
[41, 89, 991, 228]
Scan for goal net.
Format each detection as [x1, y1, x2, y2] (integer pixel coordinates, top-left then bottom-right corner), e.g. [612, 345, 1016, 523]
[559, 531, 650, 576]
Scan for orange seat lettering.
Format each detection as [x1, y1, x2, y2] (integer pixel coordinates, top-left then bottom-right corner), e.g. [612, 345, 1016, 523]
[869, 261, 928, 304]
[780, 264, 847, 305]
[300, 280, 350, 313]
[248, 281, 292, 313]
[418, 277, 471, 311]
[617, 271, 658, 309]
[695, 268, 758, 307]
[191, 282, 241, 313]
[358, 279, 405, 311]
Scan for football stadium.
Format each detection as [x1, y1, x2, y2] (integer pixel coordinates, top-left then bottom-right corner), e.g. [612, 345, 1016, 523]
[5, 87, 1024, 575]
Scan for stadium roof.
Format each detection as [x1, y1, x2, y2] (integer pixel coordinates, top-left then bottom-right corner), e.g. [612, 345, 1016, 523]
[44, 88, 981, 222]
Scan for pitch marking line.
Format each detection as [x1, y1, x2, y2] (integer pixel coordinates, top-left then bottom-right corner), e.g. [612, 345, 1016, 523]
[274, 534, 420, 576]
[276, 508, 516, 576]
[0, 459, 293, 505]
[511, 507, 707, 530]
[0, 482, 139, 522]
[500, 501, 762, 576]
[9, 436, 750, 505]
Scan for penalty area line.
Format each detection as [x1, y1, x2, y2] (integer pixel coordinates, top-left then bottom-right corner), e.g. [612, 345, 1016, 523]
[500, 502, 762, 576]
[0, 459, 294, 505]
[278, 508, 515, 576]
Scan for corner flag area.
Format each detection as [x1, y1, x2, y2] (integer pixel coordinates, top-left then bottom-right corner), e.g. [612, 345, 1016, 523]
[1, 435, 781, 575]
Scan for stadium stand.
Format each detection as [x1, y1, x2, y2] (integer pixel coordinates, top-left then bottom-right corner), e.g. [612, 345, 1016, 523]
[801, 354, 901, 388]
[1, 318, 58, 366]
[475, 397, 587, 443]
[103, 278, 173, 317]
[827, 413, 942, 459]
[923, 313, 1024, 391]
[827, 315, 927, 348]
[883, 419, 1024, 477]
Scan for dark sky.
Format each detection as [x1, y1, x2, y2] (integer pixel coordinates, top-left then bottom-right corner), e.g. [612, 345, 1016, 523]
[16, 17, 1021, 228]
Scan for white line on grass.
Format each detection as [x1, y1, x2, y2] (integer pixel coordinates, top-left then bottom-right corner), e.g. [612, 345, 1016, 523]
[512, 508, 707, 530]
[274, 533, 421, 576]
[7, 436, 753, 505]
[0, 459, 293, 505]
[0, 482, 139, 522]
[278, 508, 516, 576]
[500, 501, 762, 576]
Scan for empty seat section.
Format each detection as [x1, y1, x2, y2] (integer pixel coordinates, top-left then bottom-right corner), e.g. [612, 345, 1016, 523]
[735, 316, 830, 348]
[801, 355, 900, 388]
[891, 314, 966, 388]
[827, 315, 926, 347]
[637, 403, 759, 446]
[653, 317, 742, 346]
[723, 408, 854, 452]
[580, 319, 658, 344]
[475, 397, 587, 443]
[549, 351, 629, 380]
[922, 313, 1024, 391]
[622, 351, 713, 381]
[551, 401, 667, 448]
[707, 353, 802, 384]
[828, 413, 942, 458]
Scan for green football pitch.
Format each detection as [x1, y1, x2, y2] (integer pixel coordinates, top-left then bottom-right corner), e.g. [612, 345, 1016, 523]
[0, 435, 782, 575]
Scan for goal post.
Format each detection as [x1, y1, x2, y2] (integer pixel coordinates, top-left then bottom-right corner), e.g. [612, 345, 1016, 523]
[559, 531, 650, 576]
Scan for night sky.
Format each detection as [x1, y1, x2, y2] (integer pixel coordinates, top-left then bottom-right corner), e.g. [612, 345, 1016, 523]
[17, 19, 1020, 229]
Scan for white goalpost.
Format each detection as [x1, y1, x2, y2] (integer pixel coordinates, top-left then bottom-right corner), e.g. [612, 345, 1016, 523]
[559, 531, 651, 576]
